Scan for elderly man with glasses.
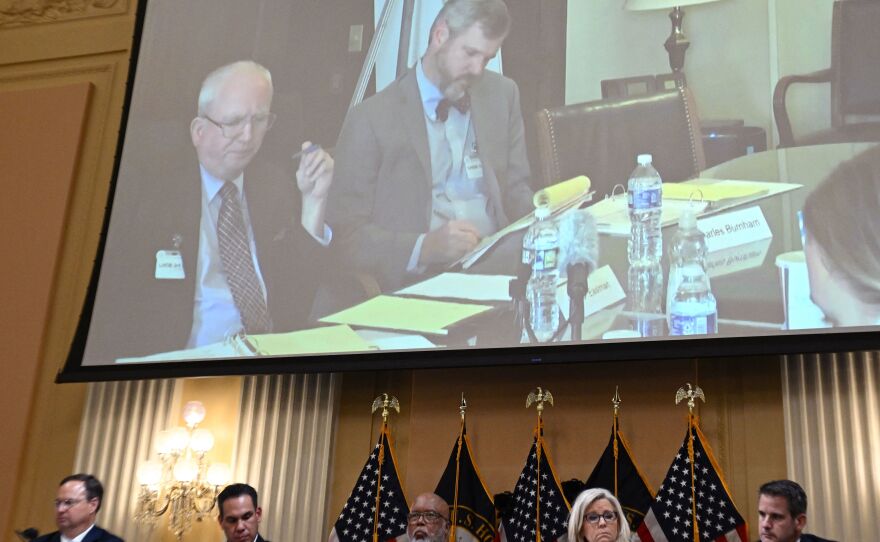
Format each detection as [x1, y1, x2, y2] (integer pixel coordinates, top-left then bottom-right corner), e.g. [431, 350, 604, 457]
[34, 474, 123, 542]
[407, 493, 452, 542]
[87, 59, 333, 361]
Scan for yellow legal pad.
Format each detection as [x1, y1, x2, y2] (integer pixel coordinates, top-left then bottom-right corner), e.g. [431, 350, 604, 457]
[662, 180, 769, 203]
[249, 324, 373, 355]
[533, 175, 591, 209]
[319, 295, 493, 335]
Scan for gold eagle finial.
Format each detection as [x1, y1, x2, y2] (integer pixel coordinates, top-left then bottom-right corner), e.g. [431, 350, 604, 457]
[675, 383, 706, 414]
[371, 393, 400, 423]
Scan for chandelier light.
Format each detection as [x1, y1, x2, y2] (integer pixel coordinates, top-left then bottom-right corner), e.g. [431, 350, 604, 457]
[134, 401, 231, 540]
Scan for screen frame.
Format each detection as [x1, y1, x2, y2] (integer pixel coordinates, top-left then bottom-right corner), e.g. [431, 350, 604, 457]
[58, 0, 880, 383]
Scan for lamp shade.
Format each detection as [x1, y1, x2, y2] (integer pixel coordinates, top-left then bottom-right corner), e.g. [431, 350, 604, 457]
[625, 0, 723, 11]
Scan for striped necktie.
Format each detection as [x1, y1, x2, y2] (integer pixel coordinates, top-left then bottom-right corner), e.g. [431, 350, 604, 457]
[216, 182, 273, 334]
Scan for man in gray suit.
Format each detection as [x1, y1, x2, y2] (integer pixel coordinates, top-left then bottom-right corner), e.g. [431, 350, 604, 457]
[328, 0, 533, 293]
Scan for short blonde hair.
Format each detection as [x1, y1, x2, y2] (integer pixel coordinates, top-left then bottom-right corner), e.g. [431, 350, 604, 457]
[566, 488, 631, 542]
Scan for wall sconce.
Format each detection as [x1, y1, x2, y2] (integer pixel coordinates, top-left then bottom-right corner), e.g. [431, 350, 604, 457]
[134, 401, 231, 540]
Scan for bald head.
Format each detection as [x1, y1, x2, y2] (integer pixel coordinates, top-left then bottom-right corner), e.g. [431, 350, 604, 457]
[407, 493, 450, 542]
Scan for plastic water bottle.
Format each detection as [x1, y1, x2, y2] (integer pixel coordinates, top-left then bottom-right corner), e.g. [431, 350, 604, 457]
[527, 206, 560, 342]
[669, 265, 718, 336]
[627, 264, 665, 337]
[627, 154, 663, 267]
[666, 205, 709, 317]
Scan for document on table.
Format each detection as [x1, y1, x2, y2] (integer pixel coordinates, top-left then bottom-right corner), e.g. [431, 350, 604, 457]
[590, 179, 802, 236]
[320, 295, 493, 335]
[397, 273, 515, 302]
[249, 325, 374, 355]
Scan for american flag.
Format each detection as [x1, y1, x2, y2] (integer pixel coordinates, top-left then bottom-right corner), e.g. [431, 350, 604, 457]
[501, 437, 570, 542]
[329, 427, 409, 542]
[636, 421, 748, 542]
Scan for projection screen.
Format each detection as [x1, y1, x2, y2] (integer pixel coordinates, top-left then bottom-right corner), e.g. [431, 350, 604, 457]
[61, 0, 880, 381]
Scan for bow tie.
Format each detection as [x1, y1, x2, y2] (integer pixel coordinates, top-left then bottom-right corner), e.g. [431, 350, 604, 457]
[435, 94, 470, 122]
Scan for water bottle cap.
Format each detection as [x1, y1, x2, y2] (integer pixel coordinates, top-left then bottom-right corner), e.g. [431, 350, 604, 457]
[535, 206, 551, 220]
[637, 154, 653, 166]
[679, 205, 698, 229]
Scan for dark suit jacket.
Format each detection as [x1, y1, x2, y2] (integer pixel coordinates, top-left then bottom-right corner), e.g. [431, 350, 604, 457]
[328, 67, 534, 291]
[34, 526, 124, 542]
[85, 157, 325, 361]
[754, 534, 836, 542]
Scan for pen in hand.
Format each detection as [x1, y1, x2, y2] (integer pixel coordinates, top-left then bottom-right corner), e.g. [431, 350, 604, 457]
[292, 143, 321, 161]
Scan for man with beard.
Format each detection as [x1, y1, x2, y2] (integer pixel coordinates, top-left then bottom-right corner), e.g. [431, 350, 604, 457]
[757, 480, 836, 542]
[327, 0, 533, 296]
[407, 493, 451, 542]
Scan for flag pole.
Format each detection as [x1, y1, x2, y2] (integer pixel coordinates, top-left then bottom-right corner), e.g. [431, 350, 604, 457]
[612, 386, 621, 496]
[675, 383, 705, 542]
[527, 387, 554, 542]
[449, 394, 467, 542]
[371, 393, 400, 542]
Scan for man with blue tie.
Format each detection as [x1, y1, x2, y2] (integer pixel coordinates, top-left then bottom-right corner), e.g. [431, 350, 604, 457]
[327, 0, 534, 294]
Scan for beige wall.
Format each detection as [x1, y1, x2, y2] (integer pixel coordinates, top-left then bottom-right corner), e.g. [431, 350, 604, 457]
[0, 2, 135, 537]
[566, 0, 836, 149]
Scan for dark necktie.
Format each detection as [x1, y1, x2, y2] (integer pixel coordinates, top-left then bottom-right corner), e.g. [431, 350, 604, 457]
[217, 182, 273, 334]
[435, 94, 471, 122]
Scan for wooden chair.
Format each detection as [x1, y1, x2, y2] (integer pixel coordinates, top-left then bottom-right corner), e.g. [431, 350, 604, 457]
[773, 0, 880, 148]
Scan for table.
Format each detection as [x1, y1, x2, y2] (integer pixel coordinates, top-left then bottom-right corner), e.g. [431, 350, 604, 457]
[462, 142, 879, 345]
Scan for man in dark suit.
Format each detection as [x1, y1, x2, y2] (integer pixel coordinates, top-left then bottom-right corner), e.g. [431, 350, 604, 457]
[34, 474, 123, 542]
[85, 60, 333, 361]
[328, 0, 533, 294]
[217, 483, 271, 542]
[757, 479, 836, 542]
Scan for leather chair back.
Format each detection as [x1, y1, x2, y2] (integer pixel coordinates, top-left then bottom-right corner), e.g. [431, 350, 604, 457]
[535, 86, 705, 197]
[832, 0, 880, 125]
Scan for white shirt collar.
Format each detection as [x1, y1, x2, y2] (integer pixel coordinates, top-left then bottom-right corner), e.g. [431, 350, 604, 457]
[416, 60, 445, 122]
[200, 164, 244, 203]
[61, 523, 95, 542]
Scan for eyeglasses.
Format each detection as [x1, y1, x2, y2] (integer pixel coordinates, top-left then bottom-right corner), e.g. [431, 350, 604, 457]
[584, 511, 618, 525]
[201, 112, 276, 138]
[406, 511, 448, 524]
[54, 498, 86, 510]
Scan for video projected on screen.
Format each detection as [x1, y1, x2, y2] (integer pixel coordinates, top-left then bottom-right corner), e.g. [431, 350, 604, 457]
[66, 0, 880, 379]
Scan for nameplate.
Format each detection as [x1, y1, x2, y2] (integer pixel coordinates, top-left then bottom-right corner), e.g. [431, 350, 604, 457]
[705, 238, 772, 279]
[698, 206, 772, 253]
[584, 265, 626, 317]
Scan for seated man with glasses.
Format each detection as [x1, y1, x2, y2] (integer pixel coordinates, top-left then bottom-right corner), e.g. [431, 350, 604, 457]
[407, 493, 451, 542]
[566, 488, 630, 542]
[35, 473, 123, 542]
[87, 60, 334, 360]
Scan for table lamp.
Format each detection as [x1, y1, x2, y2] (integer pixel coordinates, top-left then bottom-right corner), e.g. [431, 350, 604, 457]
[624, 0, 725, 76]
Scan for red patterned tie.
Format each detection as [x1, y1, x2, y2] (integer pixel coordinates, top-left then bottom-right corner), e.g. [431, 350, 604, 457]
[216, 182, 273, 334]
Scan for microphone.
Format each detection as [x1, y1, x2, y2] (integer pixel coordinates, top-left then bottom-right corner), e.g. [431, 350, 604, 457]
[563, 209, 599, 341]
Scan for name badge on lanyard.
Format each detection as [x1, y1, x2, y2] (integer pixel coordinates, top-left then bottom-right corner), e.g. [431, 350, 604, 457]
[155, 234, 185, 279]
[464, 141, 483, 180]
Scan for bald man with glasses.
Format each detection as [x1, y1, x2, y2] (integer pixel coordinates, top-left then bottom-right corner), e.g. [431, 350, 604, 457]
[34, 474, 123, 542]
